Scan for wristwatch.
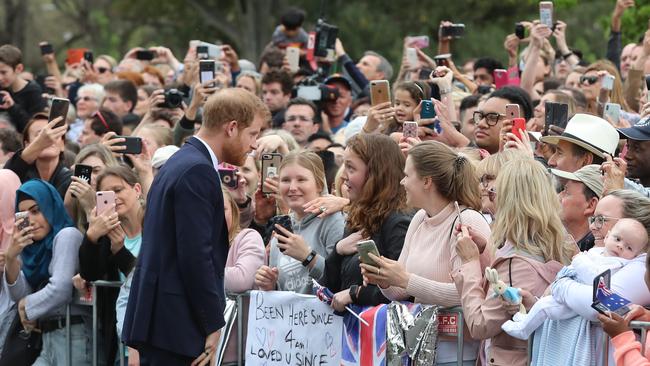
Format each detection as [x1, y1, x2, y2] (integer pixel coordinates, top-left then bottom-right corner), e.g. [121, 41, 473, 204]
[302, 250, 317, 267]
[349, 285, 359, 303]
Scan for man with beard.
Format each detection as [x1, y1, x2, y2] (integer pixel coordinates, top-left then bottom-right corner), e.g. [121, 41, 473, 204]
[122, 88, 269, 365]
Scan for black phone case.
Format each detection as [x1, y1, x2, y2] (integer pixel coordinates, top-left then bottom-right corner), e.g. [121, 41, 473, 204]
[218, 169, 238, 189]
[74, 164, 92, 182]
[49, 98, 70, 128]
[272, 215, 293, 252]
[112, 136, 142, 155]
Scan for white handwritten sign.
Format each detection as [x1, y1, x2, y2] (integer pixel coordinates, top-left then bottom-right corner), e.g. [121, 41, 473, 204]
[245, 290, 342, 366]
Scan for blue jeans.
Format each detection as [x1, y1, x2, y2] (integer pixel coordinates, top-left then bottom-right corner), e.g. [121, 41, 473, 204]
[32, 322, 92, 366]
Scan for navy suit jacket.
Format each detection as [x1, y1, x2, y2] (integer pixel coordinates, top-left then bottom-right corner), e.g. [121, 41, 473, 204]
[122, 137, 228, 357]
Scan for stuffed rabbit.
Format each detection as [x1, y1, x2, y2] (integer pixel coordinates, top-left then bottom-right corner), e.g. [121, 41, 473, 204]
[485, 267, 526, 314]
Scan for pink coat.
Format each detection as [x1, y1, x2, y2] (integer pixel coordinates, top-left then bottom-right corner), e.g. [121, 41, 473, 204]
[612, 330, 650, 366]
[452, 250, 563, 366]
[224, 228, 265, 293]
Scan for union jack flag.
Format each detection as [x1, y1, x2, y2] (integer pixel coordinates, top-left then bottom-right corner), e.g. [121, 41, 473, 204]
[595, 276, 631, 314]
[313, 280, 334, 305]
[341, 304, 388, 366]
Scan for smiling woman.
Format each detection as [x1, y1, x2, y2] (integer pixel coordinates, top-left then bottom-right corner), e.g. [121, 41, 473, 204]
[254, 151, 344, 295]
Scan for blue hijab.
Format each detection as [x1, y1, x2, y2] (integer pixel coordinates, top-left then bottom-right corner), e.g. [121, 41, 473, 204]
[15, 179, 73, 289]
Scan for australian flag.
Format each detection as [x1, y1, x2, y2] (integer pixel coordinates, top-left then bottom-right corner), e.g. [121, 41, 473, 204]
[595, 277, 631, 316]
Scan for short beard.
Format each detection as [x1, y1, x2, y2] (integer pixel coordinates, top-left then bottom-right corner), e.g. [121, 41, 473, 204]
[221, 137, 246, 166]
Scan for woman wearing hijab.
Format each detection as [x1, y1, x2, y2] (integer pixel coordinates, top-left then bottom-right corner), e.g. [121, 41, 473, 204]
[3, 179, 91, 365]
[0, 170, 21, 355]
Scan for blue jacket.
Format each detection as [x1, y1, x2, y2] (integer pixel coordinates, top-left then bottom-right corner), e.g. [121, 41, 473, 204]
[122, 137, 228, 357]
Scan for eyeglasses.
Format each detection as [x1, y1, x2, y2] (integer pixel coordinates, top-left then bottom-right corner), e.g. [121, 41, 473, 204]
[579, 75, 598, 85]
[588, 215, 619, 229]
[473, 111, 505, 126]
[97, 67, 110, 74]
[480, 174, 496, 188]
[285, 115, 313, 123]
[75, 96, 98, 103]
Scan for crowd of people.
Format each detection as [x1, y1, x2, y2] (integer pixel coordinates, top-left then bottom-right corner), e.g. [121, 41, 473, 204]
[2, 1, 650, 365]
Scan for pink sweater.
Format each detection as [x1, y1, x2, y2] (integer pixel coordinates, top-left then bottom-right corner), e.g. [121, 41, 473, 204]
[381, 203, 492, 307]
[224, 228, 265, 293]
[612, 330, 650, 366]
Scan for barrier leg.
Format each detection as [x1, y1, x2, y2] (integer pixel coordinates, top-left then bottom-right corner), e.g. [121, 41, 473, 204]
[118, 341, 125, 366]
[92, 285, 98, 366]
[66, 303, 71, 366]
[642, 327, 648, 357]
[602, 328, 609, 366]
[237, 294, 243, 366]
[457, 310, 464, 366]
[527, 335, 533, 366]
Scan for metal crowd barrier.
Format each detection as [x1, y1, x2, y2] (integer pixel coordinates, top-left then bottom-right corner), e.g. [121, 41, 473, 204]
[65, 280, 125, 366]
[225, 292, 468, 366]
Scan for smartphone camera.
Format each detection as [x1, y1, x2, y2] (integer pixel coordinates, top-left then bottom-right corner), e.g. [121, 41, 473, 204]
[515, 23, 525, 40]
[161, 89, 183, 109]
[40, 43, 54, 55]
[83, 50, 94, 63]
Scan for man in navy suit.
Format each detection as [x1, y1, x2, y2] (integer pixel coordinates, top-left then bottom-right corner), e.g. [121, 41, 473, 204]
[122, 88, 269, 365]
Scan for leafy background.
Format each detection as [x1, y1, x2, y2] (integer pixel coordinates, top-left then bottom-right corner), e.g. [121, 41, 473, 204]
[1, 0, 649, 73]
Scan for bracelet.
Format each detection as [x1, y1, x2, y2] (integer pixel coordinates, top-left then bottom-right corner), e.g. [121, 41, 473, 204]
[438, 87, 452, 95]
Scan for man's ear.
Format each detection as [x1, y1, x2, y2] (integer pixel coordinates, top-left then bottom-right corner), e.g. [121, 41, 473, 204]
[125, 100, 133, 113]
[224, 120, 238, 137]
[15, 63, 24, 74]
[584, 196, 599, 217]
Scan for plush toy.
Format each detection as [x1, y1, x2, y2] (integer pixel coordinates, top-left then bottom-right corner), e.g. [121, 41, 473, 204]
[485, 267, 526, 314]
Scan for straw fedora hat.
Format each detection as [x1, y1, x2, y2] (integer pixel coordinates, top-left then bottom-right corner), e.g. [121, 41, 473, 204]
[540, 113, 619, 158]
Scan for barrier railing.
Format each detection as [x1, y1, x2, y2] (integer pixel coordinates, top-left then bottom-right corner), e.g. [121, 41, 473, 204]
[66, 280, 125, 366]
[225, 291, 468, 366]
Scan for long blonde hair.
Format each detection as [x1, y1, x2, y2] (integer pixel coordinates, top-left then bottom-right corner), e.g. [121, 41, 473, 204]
[222, 188, 241, 243]
[491, 158, 574, 264]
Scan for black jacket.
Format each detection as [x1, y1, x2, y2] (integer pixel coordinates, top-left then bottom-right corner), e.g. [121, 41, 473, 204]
[322, 211, 412, 306]
[1, 81, 47, 133]
[79, 235, 136, 366]
[4, 149, 71, 198]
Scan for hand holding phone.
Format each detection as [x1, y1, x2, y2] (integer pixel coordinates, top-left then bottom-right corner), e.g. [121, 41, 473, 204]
[511, 118, 527, 141]
[74, 164, 93, 183]
[40, 42, 54, 55]
[15, 212, 30, 231]
[601, 74, 615, 91]
[539, 1, 554, 29]
[199, 60, 216, 87]
[110, 136, 142, 155]
[370, 80, 391, 106]
[96, 191, 116, 216]
[357, 240, 380, 267]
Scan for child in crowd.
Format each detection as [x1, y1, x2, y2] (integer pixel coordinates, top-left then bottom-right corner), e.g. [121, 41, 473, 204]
[502, 218, 649, 339]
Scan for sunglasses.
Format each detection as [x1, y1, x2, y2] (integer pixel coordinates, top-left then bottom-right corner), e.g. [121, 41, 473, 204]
[75, 96, 97, 103]
[579, 75, 598, 85]
[97, 67, 110, 74]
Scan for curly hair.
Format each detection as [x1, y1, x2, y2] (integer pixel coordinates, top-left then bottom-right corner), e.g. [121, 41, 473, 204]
[345, 134, 407, 236]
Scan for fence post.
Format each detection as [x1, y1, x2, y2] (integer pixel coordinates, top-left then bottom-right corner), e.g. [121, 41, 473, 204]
[66, 303, 71, 366]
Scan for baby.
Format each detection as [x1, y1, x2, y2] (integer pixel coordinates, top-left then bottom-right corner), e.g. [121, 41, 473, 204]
[502, 218, 649, 340]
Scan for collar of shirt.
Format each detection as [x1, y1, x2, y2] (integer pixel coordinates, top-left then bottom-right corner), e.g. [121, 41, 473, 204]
[194, 136, 219, 173]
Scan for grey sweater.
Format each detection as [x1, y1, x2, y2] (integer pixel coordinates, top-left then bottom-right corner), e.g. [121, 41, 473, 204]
[269, 212, 344, 294]
[4, 227, 89, 320]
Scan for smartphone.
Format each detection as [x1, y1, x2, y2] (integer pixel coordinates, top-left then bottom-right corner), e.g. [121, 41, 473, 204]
[601, 74, 615, 91]
[646, 75, 650, 102]
[604, 103, 621, 122]
[40, 42, 54, 55]
[83, 50, 94, 63]
[515, 23, 526, 39]
[110, 135, 142, 155]
[370, 80, 391, 106]
[406, 47, 418, 68]
[96, 191, 116, 216]
[49, 97, 70, 128]
[15, 211, 30, 231]
[405, 35, 429, 49]
[136, 50, 155, 61]
[505, 104, 520, 120]
[357, 240, 380, 267]
[196, 45, 209, 60]
[261, 153, 283, 194]
[441, 24, 465, 38]
[544, 102, 569, 134]
[286, 47, 300, 73]
[420, 100, 436, 119]
[199, 60, 216, 88]
[494, 69, 508, 89]
[218, 167, 239, 190]
[539, 1, 554, 29]
[74, 164, 93, 183]
[434, 54, 451, 68]
[273, 215, 293, 251]
[591, 269, 631, 316]
[512, 118, 527, 140]
[403, 121, 418, 139]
